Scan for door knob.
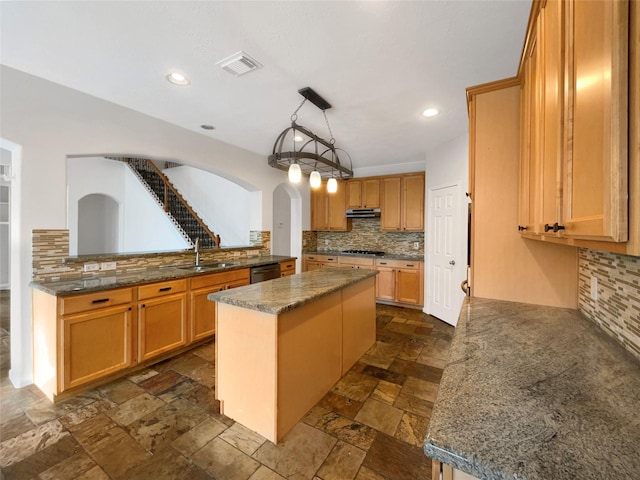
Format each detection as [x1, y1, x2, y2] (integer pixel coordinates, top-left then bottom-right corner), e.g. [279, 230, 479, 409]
[449, 260, 456, 265]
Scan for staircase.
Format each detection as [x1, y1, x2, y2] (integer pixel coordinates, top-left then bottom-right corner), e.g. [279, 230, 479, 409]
[108, 157, 218, 248]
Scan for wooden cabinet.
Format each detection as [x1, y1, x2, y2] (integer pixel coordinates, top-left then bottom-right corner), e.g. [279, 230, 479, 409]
[346, 178, 380, 209]
[311, 180, 350, 231]
[189, 269, 250, 342]
[138, 279, 188, 362]
[33, 287, 135, 401]
[279, 260, 296, 277]
[518, 0, 632, 246]
[60, 288, 134, 392]
[381, 173, 425, 231]
[374, 258, 423, 306]
[302, 253, 338, 271]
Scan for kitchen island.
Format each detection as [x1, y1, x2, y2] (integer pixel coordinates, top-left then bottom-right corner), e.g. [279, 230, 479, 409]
[209, 267, 377, 443]
[424, 297, 640, 480]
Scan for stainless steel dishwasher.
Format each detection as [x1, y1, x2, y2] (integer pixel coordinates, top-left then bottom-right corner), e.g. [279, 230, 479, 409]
[250, 263, 281, 284]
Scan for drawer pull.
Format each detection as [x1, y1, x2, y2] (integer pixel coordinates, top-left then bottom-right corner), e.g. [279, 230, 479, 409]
[328, 258, 335, 261]
[406, 264, 414, 267]
[159, 287, 172, 292]
[379, 262, 388, 265]
[91, 298, 109, 304]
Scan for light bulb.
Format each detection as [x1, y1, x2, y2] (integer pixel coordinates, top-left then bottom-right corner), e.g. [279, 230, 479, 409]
[422, 108, 438, 117]
[327, 178, 338, 193]
[310, 170, 322, 189]
[166, 72, 191, 86]
[288, 163, 302, 183]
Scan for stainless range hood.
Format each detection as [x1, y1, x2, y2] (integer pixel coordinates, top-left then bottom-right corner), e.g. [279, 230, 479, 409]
[346, 208, 381, 218]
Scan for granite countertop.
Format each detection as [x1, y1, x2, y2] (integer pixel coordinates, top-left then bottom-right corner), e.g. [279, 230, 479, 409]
[208, 267, 378, 315]
[303, 250, 424, 262]
[423, 297, 640, 480]
[30, 255, 296, 296]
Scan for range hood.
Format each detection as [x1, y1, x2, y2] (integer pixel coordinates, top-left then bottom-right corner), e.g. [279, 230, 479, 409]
[346, 208, 381, 218]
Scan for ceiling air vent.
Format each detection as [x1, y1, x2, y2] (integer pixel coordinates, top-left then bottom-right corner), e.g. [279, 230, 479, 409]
[216, 51, 262, 77]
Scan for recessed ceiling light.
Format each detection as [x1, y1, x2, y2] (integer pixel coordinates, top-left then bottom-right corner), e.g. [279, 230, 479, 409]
[422, 108, 439, 117]
[201, 125, 215, 130]
[166, 72, 191, 86]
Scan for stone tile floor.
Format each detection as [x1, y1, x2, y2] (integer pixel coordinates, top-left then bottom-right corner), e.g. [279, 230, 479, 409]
[0, 301, 453, 479]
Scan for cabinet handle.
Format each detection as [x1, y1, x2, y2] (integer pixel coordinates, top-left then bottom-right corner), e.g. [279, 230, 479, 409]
[379, 262, 387, 265]
[406, 264, 414, 267]
[544, 223, 565, 233]
[159, 287, 172, 292]
[518, 225, 527, 231]
[142, 304, 146, 308]
[128, 307, 132, 311]
[91, 298, 109, 304]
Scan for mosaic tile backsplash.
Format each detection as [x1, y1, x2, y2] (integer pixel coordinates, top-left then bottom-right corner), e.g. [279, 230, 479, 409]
[32, 229, 271, 282]
[578, 248, 640, 361]
[313, 218, 424, 255]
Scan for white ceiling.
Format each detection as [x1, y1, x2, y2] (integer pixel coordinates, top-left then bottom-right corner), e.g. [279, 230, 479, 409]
[0, 0, 531, 172]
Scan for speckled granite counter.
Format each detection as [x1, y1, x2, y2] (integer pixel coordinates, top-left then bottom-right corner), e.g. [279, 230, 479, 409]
[30, 255, 296, 296]
[208, 267, 378, 315]
[423, 297, 640, 480]
[303, 250, 423, 262]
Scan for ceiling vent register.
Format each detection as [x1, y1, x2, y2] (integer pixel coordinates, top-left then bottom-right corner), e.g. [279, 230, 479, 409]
[268, 87, 353, 190]
[216, 51, 262, 76]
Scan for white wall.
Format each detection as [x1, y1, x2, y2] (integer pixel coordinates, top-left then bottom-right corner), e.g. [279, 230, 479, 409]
[0, 65, 310, 386]
[425, 134, 469, 324]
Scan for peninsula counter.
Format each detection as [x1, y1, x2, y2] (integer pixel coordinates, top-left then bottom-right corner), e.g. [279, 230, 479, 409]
[209, 268, 377, 443]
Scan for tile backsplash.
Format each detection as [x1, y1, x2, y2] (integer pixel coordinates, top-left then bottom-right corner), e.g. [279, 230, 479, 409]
[312, 218, 424, 256]
[32, 229, 271, 282]
[578, 248, 640, 361]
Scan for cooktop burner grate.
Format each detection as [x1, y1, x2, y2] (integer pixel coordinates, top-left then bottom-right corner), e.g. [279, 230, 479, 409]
[341, 249, 385, 256]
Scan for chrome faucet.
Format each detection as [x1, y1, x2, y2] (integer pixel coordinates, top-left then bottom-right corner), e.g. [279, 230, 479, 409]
[194, 237, 200, 266]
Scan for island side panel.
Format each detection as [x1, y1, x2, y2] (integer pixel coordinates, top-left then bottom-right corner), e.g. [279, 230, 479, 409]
[32, 289, 59, 402]
[277, 291, 343, 442]
[215, 303, 278, 442]
[341, 277, 376, 374]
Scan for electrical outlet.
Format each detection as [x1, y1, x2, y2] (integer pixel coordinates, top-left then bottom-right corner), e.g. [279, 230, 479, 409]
[413, 242, 420, 250]
[325, 239, 329, 245]
[100, 262, 116, 271]
[83, 263, 99, 273]
[590, 276, 598, 301]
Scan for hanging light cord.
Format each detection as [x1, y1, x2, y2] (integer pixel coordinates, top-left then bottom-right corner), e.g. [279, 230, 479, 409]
[323, 110, 335, 145]
[290, 97, 307, 123]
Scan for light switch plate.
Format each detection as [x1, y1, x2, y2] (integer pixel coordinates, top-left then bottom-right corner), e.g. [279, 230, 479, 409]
[83, 263, 100, 272]
[590, 276, 598, 301]
[100, 262, 117, 271]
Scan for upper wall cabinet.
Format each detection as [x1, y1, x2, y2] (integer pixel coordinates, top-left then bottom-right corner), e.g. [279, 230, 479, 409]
[346, 178, 380, 209]
[519, 0, 633, 246]
[311, 180, 351, 232]
[381, 173, 425, 232]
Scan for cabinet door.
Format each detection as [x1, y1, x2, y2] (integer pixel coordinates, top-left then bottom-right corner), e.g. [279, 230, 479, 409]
[362, 179, 381, 208]
[375, 267, 395, 301]
[395, 269, 421, 305]
[563, 0, 628, 241]
[311, 186, 329, 231]
[62, 305, 133, 391]
[138, 293, 188, 362]
[381, 177, 402, 231]
[305, 261, 322, 271]
[346, 180, 362, 209]
[403, 174, 425, 231]
[328, 180, 349, 230]
[190, 285, 223, 343]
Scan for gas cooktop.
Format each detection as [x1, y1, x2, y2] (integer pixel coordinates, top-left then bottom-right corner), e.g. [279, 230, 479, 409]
[341, 249, 385, 256]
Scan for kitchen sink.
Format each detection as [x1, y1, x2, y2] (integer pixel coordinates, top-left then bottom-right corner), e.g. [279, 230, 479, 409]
[177, 262, 235, 272]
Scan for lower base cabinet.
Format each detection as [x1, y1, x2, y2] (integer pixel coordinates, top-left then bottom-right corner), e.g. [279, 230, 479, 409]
[431, 460, 480, 480]
[375, 258, 424, 306]
[62, 303, 133, 391]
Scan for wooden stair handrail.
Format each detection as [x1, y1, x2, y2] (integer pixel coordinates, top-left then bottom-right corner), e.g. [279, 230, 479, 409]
[143, 160, 218, 246]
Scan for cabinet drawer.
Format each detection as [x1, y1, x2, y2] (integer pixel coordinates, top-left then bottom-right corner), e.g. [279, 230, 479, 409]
[138, 279, 187, 300]
[338, 256, 375, 267]
[190, 269, 250, 290]
[60, 288, 133, 316]
[305, 254, 338, 263]
[280, 261, 296, 272]
[375, 259, 421, 270]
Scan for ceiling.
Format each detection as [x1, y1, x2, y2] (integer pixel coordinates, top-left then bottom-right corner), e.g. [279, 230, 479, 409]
[0, 1, 531, 172]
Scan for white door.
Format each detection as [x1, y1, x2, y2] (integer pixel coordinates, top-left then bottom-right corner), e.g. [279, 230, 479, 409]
[428, 184, 464, 325]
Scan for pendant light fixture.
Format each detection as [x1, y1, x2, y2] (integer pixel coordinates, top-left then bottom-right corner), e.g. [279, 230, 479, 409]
[268, 87, 352, 193]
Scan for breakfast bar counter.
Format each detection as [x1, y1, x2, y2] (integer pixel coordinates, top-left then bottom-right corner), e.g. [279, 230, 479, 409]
[423, 297, 640, 480]
[209, 268, 377, 443]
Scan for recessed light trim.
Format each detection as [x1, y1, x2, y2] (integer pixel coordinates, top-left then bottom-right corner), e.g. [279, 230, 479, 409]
[422, 108, 439, 117]
[166, 72, 191, 86]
